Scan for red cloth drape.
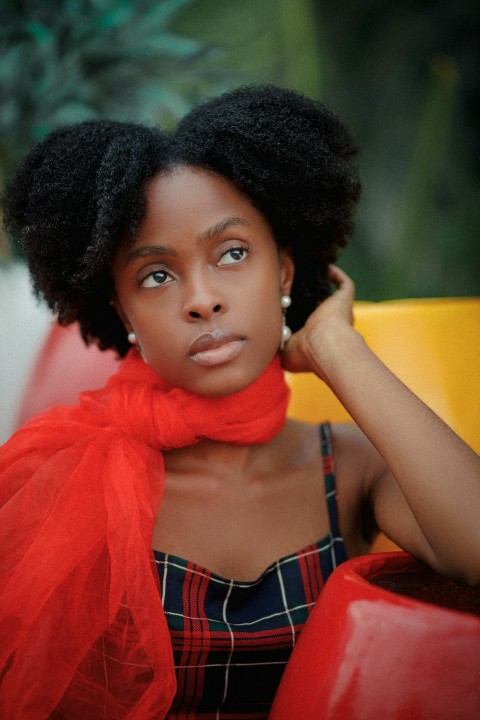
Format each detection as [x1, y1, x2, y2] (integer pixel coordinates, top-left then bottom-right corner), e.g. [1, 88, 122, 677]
[0, 351, 289, 719]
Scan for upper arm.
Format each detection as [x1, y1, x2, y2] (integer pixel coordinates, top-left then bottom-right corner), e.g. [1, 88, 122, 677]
[365, 440, 439, 566]
[332, 422, 437, 565]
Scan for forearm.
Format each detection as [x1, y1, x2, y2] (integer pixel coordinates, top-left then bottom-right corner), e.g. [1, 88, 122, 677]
[310, 323, 480, 584]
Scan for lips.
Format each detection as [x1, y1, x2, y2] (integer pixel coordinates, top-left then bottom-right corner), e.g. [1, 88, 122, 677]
[188, 330, 245, 367]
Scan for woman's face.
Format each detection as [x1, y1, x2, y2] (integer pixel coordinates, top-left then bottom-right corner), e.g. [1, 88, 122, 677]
[111, 166, 294, 397]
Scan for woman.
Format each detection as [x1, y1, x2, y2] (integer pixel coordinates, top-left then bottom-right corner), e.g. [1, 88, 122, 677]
[1, 85, 479, 719]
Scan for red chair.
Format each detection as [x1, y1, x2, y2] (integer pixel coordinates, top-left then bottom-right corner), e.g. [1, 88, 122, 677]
[16, 322, 118, 428]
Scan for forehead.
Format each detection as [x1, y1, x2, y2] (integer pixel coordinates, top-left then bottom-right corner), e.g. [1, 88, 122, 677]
[112, 166, 274, 260]
[140, 166, 265, 232]
[113, 165, 276, 267]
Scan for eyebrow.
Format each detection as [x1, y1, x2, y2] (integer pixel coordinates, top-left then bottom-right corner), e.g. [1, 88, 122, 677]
[197, 216, 249, 245]
[122, 216, 249, 266]
[123, 244, 176, 266]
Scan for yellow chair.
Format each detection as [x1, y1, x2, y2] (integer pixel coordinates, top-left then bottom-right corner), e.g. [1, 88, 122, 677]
[287, 298, 480, 552]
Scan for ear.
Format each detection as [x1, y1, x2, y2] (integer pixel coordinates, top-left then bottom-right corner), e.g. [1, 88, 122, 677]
[279, 248, 295, 296]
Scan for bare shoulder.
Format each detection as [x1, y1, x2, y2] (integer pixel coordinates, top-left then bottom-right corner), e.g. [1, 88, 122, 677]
[330, 422, 382, 468]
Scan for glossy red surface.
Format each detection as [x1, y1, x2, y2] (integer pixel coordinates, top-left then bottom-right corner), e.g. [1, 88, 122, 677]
[269, 552, 480, 719]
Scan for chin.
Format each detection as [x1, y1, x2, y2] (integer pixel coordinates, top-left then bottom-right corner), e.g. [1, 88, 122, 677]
[194, 375, 252, 398]
[190, 362, 264, 398]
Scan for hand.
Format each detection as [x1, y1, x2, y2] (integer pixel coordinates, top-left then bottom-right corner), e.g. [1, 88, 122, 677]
[281, 265, 357, 378]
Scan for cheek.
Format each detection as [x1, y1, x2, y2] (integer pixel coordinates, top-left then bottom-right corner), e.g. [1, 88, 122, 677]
[244, 260, 284, 339]
[248, 284, 284, 348]
[134, 306, 178, 351]
[117, 295, 175, 357]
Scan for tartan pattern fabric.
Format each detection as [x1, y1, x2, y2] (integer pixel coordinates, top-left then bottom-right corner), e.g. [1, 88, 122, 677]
[154, 423, 347, 719]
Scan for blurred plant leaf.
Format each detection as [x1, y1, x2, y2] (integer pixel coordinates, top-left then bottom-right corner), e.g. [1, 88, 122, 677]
[0, 0, 238, 259]
[383, 55, 458, 296]
[0, 0, 226, 182]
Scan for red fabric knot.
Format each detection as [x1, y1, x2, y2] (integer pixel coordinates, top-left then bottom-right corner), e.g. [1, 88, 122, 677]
[90, 349, 289, 449]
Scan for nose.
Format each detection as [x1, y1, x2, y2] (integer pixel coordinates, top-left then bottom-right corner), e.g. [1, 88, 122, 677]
[183, 274, 226, 321]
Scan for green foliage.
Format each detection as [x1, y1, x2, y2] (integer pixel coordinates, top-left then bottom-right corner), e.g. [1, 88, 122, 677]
[172, 0, 325, 96]
[315, 0, 480, 298]
[1, 0, 478, 296]
[385, 56, 458, 296]
[0, 0, 227, 180]
[276, 0, 324, 98]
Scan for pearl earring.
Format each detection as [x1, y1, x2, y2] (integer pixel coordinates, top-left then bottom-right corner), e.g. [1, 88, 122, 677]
[127, 332, 137, 345]
[280, 295, 292, 351]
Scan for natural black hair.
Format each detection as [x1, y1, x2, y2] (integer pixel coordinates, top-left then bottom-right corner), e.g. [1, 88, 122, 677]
[2, 85, 361, 357]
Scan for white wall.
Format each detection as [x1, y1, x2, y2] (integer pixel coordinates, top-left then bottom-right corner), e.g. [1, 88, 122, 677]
[0, 262, 52, 444]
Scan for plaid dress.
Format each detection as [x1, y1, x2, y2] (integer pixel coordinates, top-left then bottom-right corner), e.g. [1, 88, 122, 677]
[154, 423, 347, 719]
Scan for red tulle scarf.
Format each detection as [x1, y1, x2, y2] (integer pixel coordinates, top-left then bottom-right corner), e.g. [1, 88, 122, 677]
[0, 351, 289, 719]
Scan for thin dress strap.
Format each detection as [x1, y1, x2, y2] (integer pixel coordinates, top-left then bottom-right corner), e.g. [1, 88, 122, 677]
[320, 422, 348, 564]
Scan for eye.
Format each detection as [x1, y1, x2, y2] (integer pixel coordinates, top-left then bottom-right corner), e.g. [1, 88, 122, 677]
[140, 269, 172, 288]
[218, 246, 249, 266]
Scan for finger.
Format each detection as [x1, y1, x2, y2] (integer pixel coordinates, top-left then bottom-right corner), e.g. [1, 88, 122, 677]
[328, 265, 355, 298]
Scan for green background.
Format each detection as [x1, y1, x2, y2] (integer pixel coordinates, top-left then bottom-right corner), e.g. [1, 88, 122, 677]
[1, 0, 479, 300]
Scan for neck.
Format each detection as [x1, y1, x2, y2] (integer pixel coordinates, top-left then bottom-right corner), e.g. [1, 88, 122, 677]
[163, 423, 290, 483]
